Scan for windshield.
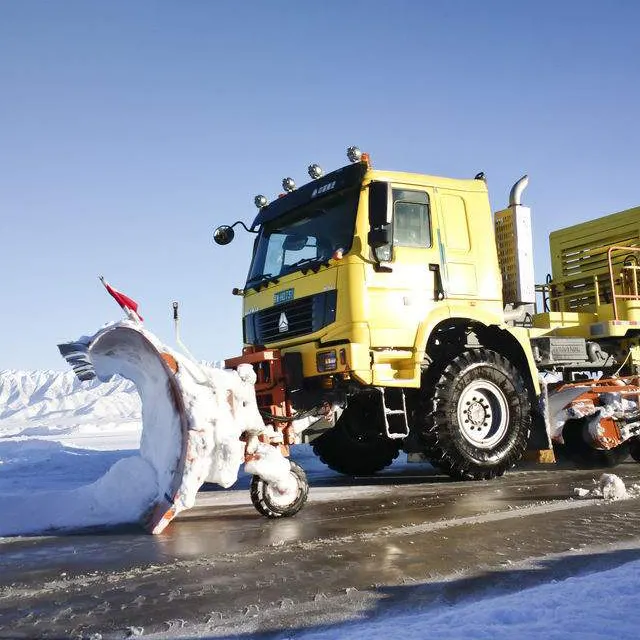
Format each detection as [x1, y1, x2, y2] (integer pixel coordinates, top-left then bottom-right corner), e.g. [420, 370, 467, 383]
[246, 187, 359, 285]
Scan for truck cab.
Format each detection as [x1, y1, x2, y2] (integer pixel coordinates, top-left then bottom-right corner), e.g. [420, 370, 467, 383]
[216, 148, 541, 482]
[230, 152, 508, 390]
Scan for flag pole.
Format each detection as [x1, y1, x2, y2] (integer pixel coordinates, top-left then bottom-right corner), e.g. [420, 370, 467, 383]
[99, 275, 143, 324]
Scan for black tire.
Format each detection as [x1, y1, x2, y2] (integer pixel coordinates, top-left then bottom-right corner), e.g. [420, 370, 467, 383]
[630, 437, 640, 463]
[250, 460, 309, 519]
[558, 418, 629, 468]
[312, 398, 401, 476]
[419, 348, 531, 480]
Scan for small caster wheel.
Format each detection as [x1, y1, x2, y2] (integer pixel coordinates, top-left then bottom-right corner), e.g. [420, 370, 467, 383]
[250, 460, 309, 518]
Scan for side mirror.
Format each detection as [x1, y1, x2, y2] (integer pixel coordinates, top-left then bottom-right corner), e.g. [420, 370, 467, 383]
[368, 181, 392, 268]
[213, 225, 235, 245]
[368, 181, 391, 228]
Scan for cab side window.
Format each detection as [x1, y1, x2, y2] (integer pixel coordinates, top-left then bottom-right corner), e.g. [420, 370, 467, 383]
[392, 189, 431, 247]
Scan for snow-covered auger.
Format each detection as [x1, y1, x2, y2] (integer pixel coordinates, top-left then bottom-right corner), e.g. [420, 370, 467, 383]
[58, 279, 309, 534]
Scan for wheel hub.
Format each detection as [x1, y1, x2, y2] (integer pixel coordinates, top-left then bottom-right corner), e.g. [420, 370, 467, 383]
[467, 399, 489, 426]
[457, 380, 509, 449]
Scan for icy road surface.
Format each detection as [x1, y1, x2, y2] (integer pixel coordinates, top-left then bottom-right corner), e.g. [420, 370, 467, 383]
[3, 457, 640, 638]
[3, 369, 640, 638]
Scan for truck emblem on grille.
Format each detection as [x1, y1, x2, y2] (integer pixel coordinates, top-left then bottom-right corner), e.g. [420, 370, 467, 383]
[278, 312, 289, 333]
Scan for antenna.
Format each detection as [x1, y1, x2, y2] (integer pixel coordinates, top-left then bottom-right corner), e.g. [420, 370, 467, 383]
[172, 301, 198, 362]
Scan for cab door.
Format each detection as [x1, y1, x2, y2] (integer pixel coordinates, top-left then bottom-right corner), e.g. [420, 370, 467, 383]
[366, 183, 444, 354]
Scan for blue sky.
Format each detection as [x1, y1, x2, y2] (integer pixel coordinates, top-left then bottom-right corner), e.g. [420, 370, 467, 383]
[1, 1, 639, 370]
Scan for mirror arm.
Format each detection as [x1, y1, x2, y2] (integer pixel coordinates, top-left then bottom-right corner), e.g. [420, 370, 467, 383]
[229, 220, 257, 234]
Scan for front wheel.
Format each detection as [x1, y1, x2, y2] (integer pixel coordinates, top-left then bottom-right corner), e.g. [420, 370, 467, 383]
[312, 398, 401, 476]
[250, 460, 309, 519]
[419, 348, 531, 480]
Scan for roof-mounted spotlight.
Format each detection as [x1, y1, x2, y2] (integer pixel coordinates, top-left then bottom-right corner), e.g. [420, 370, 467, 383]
[282, 177, 296, 193]
[254, 194, 268, 209]
[347, 146, 362, 163]
[308, 163, 323, 179]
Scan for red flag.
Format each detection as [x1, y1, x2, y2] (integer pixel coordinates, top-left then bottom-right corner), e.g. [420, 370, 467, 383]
[99, 276, 144, 322]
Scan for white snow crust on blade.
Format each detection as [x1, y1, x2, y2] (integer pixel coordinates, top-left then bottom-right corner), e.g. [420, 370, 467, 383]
[78, 322, 276, 527]
[180, 360, 263, 491]
[0, 321, 281, 536]
[88, 325, 184, 507]
[574, 473, 640, 501]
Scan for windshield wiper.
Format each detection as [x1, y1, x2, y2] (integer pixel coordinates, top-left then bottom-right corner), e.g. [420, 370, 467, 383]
[283, 256, 330, 274]
[248, 257, 331, 292]
[248, 273, 280, 292]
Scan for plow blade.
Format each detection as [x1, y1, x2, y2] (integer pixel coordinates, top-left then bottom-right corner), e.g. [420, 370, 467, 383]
[58, 321, 267, 533]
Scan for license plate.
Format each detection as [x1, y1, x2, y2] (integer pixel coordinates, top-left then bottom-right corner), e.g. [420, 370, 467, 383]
[274, 288, 294, 305]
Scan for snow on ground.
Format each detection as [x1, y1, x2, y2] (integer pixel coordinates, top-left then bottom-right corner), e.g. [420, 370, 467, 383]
[3, 369, 640, 638]
[0, 369, 146, 534]
[281, 555, 640, 640]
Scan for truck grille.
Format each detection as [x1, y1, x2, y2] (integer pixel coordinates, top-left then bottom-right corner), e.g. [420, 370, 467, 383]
[244, 290, 337, 345]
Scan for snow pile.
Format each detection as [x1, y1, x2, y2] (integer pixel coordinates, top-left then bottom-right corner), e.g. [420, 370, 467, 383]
[0, 456, 159, 535]
[574, 473, 640, 500]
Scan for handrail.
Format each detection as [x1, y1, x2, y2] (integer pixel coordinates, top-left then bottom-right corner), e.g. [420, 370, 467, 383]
[542, 275, 600, 312]
[607, 246, 640, 320]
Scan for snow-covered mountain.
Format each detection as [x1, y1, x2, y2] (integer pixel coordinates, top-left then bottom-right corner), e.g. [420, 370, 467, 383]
[0, 370, 140, 434]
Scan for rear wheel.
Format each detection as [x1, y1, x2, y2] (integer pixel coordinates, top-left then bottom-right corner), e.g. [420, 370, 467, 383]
[558, 418, 629, 468]
[250, 460, 309, 519]
[312, 398, 401, 476]
[630, 436, 640, 463]
[419, 348, 531, 480]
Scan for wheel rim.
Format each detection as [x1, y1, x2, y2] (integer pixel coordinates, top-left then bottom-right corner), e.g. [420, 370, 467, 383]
[264, 471, 299, 508]
[456, 379, 509, 449]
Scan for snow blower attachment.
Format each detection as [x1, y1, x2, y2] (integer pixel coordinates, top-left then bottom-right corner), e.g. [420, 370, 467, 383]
[58, 321, 309, 533]
[545, 377, 640, 466]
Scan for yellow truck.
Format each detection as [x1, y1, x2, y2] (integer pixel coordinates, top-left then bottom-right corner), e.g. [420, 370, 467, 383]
[214, 147, 640, 488]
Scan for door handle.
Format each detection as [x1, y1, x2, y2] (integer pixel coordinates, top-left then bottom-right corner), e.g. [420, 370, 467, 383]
[429, 263, 445, 300]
